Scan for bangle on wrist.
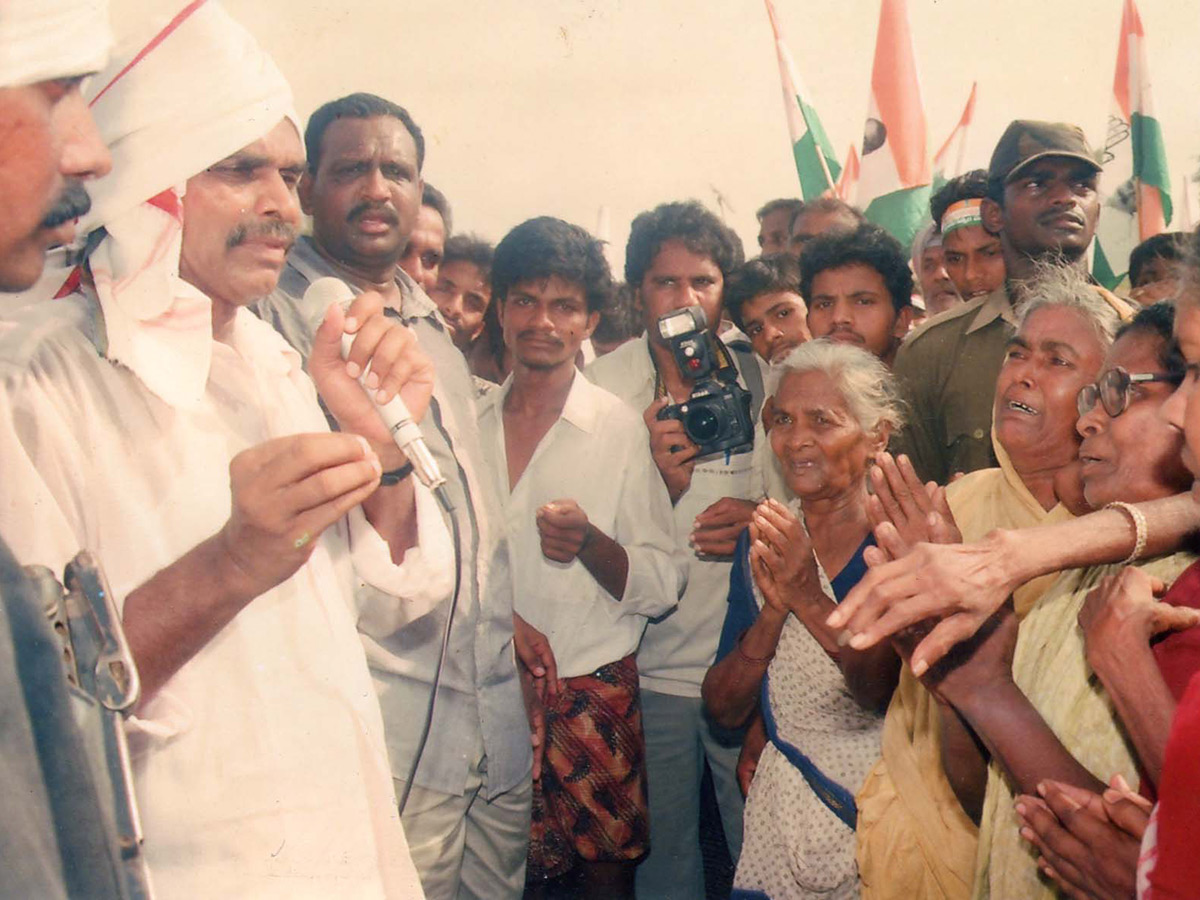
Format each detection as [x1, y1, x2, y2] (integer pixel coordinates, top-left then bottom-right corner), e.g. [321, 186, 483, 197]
[736, 630, 774, 666]
[379, 459, 414, 486]
[1106, 501, 1147, 565]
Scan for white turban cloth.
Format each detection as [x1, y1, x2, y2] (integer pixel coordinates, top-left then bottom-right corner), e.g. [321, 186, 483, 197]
[0, 0, 111, 87]
[71, 0, 300, 408]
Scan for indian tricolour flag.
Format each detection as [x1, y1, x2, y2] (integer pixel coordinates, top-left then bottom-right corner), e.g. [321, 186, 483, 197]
[932, 83, 977, 192]
[764, 0, 841, 200]
[1093, 0, 1172, 289]
[856, 0, 931, 247]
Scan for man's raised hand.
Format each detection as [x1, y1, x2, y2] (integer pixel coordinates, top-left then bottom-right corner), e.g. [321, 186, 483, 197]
[643, 398, 698, 503]
[217, 433, 383, 600]
[308, 291, 435, 468]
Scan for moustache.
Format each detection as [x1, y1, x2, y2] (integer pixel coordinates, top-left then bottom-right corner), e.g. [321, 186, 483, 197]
[347, 202, 399, 226]
[40, 180, 92, 229]
[828, 326, 864, 343]
[517, 330, 563, 347]
[1039, 209, 1085, 228]
[226, 219, 298, 250]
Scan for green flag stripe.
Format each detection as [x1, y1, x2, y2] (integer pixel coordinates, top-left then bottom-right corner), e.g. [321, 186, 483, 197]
[864, 185, 932, 249]
[791, 97, 841, 200]
[1093, 240, 1123, 291]
[799, 98, 841, 175]
[793, 134, 840, 200]
[1131, 112, 1173, 225]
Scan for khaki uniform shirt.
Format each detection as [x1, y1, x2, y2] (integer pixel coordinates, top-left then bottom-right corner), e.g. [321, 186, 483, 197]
[891, 286, 1017, 485]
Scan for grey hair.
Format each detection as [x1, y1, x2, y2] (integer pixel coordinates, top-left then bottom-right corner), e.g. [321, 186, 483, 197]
[1013, 261, 1122, 346]
[767, 338, 905, 438]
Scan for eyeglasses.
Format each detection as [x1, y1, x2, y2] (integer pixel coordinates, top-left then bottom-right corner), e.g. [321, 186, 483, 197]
[1076, 365, 1182, 419]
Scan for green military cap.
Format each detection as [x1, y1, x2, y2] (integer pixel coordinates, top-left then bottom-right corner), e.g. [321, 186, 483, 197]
[988, 120, 1102, 184]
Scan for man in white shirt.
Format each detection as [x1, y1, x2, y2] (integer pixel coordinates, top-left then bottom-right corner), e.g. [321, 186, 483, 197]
[0, 4, 444, 896]
[477, 217, 682, 898]
[586, 200, 763, 900]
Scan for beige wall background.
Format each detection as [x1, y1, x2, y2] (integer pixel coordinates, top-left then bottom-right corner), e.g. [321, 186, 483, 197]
[224, 0, 1200, 273]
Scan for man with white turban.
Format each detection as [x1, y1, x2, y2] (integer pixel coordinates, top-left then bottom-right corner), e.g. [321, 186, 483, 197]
[0, 2, 447, 896]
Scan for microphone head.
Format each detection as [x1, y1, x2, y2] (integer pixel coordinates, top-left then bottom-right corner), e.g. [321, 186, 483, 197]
[303, 276, 356, 313]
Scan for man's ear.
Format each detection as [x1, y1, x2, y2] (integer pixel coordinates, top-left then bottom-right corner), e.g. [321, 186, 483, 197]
[893, 304, 916, 338]
[583, 310, 600, 341]
[298, 170, 315, 217]
[980, 196, 1004, 236]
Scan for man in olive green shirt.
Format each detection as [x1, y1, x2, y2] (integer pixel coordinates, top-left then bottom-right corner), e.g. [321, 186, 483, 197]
[893, 120, 1117, 485]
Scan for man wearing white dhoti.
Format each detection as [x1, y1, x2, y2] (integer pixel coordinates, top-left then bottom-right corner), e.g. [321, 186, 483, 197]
[0, 3, 446, 896]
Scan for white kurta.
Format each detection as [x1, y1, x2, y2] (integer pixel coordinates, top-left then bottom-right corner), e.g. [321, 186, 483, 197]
[0, 297, 447, 898]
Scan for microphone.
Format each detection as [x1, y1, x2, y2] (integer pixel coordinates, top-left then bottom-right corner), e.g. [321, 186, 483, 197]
[302, 277, 449, 506]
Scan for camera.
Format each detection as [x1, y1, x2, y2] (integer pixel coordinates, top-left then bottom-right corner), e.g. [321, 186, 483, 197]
[655, 306, 754, 458]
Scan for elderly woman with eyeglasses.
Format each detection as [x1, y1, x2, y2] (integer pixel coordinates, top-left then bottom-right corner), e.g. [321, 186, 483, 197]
[1010, 300, 1200, 900]
[915, 301, 1196, 900]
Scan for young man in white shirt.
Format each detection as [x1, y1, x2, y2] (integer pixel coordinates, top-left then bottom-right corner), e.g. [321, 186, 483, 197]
[477, 216, 682, 899]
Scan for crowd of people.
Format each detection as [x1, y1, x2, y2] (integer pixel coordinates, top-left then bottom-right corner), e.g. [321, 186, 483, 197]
[3, 2, 1200, 900]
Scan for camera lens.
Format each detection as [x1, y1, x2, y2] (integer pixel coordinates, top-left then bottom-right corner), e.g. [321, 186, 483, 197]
[686, 406, 722, 443]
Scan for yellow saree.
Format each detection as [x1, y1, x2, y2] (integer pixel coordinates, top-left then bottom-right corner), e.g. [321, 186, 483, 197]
[856, 437, 1073, 900]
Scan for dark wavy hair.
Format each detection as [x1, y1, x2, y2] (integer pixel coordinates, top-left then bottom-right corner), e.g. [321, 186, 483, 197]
[442, 233, 493, 280]
[1116, 300, 1186, 381]
[305, 92, 425, 173]
[1128, 232, 1191, 288]
[799, 222, 914, 312]
[491, 217, 612, 313]
[722, 254, 803, 331]
[757, 197, 805, 229]
[930, 169, 990, 230]
[624, 201, 744, 288]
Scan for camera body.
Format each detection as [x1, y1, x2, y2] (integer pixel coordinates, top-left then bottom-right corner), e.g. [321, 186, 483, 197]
[655, 306, 755, 458]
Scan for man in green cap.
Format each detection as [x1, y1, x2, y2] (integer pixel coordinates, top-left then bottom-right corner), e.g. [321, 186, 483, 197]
[892, 120, 1128, 486]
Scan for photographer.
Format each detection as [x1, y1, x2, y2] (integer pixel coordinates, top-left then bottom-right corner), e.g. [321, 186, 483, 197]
[587, 200, 763, 900]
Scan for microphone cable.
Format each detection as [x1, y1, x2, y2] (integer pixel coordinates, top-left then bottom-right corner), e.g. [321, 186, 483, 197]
[397, 485, 461, 817]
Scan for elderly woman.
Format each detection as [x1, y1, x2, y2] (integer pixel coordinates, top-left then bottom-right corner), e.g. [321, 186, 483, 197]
[915, 302, 1194, 900]
[855, 271, 1123, 900]
[1013, 297, 1200, 900]
[701, 339, 903, 899]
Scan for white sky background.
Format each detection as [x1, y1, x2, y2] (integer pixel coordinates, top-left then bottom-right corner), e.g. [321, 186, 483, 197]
[225, 0, 1200, 275]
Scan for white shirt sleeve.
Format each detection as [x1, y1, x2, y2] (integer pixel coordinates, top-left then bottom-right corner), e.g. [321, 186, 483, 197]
[350, 480, 454, 638]
[613, 428, 687, 618]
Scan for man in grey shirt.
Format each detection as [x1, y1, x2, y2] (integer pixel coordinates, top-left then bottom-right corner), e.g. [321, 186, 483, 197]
[256, 92, 533, 900]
